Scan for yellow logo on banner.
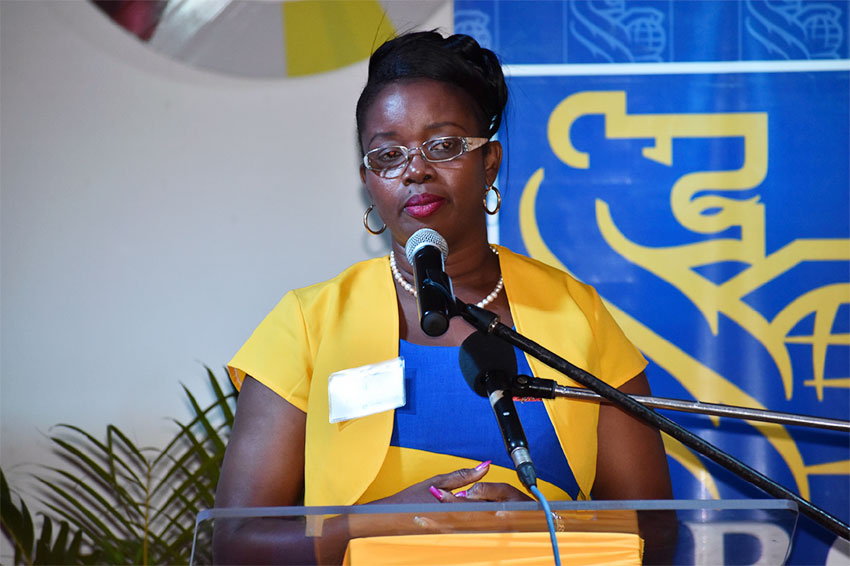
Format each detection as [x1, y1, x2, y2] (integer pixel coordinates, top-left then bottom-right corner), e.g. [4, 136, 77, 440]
[520, 90, 850, 498]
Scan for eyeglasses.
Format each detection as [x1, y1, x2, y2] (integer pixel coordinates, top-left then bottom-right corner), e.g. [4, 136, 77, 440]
[363, 136, 490, 178]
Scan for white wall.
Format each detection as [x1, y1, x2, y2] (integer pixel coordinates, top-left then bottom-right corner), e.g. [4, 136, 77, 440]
[0, 0, 452, 502]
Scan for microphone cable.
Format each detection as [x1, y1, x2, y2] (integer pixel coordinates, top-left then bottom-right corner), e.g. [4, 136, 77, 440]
[529, 484, 560, 566]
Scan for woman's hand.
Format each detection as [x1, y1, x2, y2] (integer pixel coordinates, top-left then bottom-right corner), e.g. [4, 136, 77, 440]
[357, 461, 534, 538]
[372, 460, 533, 505]
[441, 480, 533, 502]
[369, 460, 492, 504]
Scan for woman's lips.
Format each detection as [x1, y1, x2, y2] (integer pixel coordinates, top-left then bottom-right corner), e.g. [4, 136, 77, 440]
[404, 194, 445, 218]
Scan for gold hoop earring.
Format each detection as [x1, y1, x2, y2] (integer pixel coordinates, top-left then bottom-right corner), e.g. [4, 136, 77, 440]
[484, 185, 501, 215]
[363, 204, 386, 235]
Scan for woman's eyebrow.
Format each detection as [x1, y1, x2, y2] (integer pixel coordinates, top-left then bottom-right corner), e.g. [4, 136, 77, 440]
[367, 122, 468, 147]
[367, 131, 398, 146]
[425, 121, 466, 132]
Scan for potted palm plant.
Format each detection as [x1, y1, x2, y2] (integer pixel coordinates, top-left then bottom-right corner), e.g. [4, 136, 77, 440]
[1, 368, 236, 565]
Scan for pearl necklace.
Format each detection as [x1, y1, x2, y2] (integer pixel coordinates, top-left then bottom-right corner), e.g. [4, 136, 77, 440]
[389, 246, 504, 308]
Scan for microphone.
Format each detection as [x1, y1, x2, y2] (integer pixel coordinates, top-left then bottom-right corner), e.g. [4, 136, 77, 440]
[459, 330, 538, 490]
[405, 228, 455, 337]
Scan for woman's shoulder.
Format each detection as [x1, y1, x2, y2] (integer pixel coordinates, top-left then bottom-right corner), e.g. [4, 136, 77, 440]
[280, 255, 391, 313]
[497, 245, 596, 297]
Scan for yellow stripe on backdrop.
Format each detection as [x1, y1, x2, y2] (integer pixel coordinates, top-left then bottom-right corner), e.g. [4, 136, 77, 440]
[519, 167, 811, 500]
[283, 0, 396, 77]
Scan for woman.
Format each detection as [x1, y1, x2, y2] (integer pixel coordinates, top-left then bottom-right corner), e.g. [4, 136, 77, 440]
[215, 31, 672, 564]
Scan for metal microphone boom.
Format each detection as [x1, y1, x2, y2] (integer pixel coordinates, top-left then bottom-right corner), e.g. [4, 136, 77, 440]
[509, 374, 850, 432]
[456, 300, 850, 540]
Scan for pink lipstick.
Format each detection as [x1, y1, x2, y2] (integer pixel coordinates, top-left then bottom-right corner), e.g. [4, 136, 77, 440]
[404, 193, 445, 218]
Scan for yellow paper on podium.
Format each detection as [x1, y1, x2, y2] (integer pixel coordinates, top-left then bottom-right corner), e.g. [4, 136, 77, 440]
[343, 531, 643, 565]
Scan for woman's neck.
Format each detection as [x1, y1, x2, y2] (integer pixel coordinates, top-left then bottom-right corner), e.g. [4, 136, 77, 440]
[392, 237, 500, 288]
[392, 238, 512, 346]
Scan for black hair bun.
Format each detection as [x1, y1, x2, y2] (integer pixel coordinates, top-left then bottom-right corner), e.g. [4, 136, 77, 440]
[356, 31, 508, 146]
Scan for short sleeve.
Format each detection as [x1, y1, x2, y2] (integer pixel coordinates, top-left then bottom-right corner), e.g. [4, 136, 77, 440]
[227, 290, 312, 412]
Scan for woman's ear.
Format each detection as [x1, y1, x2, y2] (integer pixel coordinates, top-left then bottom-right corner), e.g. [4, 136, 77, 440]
[360, 164, 367, 185]
[484, 140, 503, 182]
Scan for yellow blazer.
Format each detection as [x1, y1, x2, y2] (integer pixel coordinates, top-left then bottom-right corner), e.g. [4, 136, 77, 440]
[229, 246, 646, 505]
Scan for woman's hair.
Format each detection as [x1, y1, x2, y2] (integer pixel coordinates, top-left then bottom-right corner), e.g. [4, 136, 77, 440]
[356, 31, 508, 151]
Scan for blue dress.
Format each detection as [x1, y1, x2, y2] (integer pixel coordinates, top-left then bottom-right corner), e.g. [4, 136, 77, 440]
[374, 339, 581, 500]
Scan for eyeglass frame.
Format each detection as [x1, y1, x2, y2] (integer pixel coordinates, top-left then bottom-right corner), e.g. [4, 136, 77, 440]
[362, 136, 491, 177]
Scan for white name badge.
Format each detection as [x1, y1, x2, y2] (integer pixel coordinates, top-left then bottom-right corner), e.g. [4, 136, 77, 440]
[327, 357, 406, 423]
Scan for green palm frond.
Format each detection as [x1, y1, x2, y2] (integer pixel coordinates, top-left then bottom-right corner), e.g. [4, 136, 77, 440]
[2, 468, 93, 565]
[1, 367, 238, 565]
[1, 469, 35, 565]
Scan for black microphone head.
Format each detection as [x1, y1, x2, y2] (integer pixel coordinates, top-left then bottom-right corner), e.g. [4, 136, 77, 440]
[405, 228, 449, 264]
[459, 331, 518, 397]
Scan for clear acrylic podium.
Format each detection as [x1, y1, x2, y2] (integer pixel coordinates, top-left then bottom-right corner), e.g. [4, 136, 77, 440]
[192, 499, 798, 565]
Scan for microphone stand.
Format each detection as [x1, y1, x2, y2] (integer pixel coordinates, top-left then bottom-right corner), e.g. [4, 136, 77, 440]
[510, 375, 850, 432]
[455, 300, 850, 540]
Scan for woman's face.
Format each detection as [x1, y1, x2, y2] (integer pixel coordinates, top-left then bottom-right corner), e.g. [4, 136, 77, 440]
[359, 79, 502, 249]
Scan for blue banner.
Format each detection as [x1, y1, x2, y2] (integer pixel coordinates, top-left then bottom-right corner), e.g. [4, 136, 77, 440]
[458, 1, 849, 563]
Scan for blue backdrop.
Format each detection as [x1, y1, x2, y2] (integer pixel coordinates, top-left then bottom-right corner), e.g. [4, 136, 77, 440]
[456, 1, 850, 563]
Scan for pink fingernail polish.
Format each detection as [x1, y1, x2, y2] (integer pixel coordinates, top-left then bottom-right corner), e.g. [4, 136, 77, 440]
[428, 485, 443, 501]
[455, 490, 468, 498]
[475, 460, 492, 471]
